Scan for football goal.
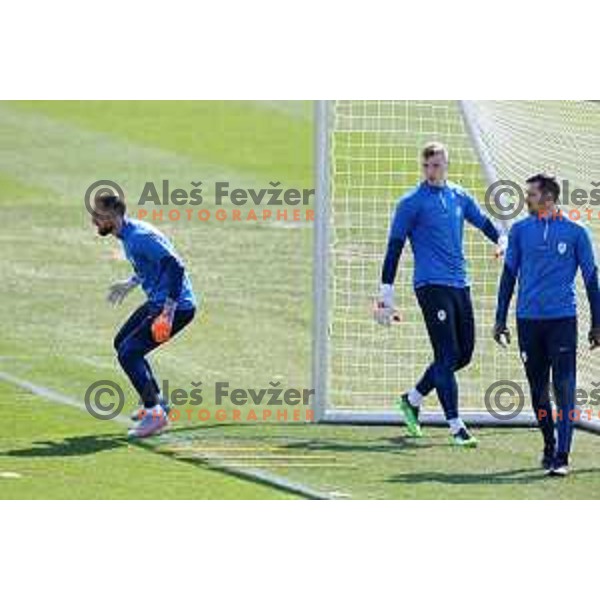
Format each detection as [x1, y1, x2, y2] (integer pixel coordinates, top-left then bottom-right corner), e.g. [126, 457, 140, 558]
[312, 100, 600, 432]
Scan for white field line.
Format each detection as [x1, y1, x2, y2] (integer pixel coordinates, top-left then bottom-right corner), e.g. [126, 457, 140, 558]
[0, 370, 335, 499]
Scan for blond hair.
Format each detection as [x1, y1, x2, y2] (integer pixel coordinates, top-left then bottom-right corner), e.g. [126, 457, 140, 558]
[421, 142, 448, 162]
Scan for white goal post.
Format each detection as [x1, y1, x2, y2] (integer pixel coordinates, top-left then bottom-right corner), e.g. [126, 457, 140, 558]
[312, 100, 600, 432]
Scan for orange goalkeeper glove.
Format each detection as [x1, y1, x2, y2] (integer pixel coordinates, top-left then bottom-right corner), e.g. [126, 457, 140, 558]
[151, 300, 176, 343]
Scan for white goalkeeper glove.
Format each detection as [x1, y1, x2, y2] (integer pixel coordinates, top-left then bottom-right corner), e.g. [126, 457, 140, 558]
[494, 233, 508, 259]
[374, 284, 400, 326]
[107, 275, 139, 306]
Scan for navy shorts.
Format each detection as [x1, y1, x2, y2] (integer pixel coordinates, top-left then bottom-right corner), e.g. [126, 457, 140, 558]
[415, 285, 475, 370]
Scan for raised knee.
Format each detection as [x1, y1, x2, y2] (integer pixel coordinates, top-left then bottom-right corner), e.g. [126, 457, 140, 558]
[116, 346, 128, 366]
[455, 352, 473, 371]
[434, 358, 456, 376]
[117, 341, 139, 366]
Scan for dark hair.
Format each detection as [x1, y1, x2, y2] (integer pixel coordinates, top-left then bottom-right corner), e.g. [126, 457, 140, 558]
[526, 173, 560, 202]
[94, 191, 126, 216]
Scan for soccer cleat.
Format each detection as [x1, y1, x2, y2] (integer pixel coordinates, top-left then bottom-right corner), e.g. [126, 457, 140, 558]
[130, 406, 144, 421]
[549, 453, 569, 477]
[128, 405, 169, 439]
[398, 394, 423, 438]
[130, 402, 171, 421]
[451, 427, 478, 448]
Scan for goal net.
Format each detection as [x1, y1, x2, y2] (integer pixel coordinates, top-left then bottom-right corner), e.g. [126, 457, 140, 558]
[313, 100, 600, 430]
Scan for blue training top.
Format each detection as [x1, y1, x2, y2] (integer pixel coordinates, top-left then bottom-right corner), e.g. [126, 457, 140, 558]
[118, 218, 196, 311]
[382, 180, 499, 289]
[496, 211, 600, 324]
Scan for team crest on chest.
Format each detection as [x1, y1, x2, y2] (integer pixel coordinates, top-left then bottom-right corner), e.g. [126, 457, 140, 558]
[557, 241, 567, 255]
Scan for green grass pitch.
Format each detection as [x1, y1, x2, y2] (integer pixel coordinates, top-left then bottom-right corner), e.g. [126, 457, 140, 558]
[1, 100, 600, 499]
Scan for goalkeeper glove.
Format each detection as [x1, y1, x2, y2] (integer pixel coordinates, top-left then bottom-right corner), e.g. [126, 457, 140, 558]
[374, 284, 401, 326]
[107, 275, 139, 306]
[494, 233, 508, 259]
[152, 299, 177, 343]
[589, 327, 600, 350]
[492, 322, 511, 347]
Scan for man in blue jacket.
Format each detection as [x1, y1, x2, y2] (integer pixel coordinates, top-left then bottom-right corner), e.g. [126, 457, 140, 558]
[92, 192, 197, 438]
[494, 173, 600, 476]
[376, 142, 503, 446]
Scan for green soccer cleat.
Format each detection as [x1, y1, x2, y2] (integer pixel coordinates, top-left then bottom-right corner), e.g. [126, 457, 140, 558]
[398, 394, 423, 438]
[451, 427, 478, 448]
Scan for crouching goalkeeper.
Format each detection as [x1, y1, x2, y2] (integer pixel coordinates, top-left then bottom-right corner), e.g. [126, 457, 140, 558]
[91, 192, 197, 438]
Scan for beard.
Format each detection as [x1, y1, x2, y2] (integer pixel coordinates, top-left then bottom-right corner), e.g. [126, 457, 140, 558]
[96, 225, 113, 236]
